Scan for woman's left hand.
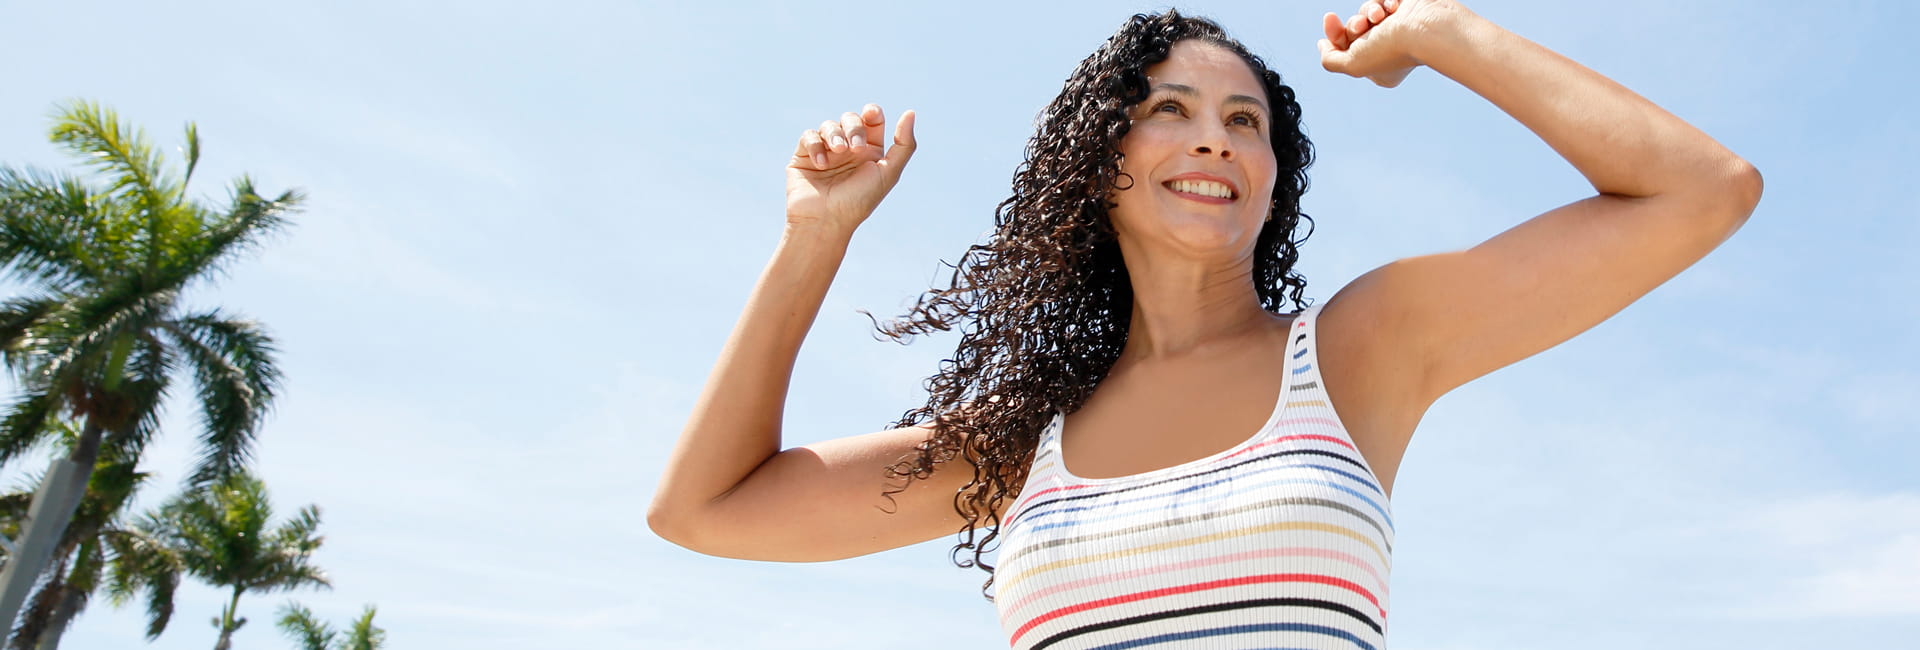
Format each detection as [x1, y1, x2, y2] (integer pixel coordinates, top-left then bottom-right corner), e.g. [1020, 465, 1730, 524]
[1319, 0, 1460, 88]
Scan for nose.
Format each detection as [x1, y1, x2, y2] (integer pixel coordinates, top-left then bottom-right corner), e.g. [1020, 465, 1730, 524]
[1191, 121, 1232, 161]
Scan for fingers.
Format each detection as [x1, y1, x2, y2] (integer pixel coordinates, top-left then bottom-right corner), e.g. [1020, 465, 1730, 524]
[795, 129, 828, 169]
[1360, 0, 1386, 24]
[1346, 13, 1371, 38]
[1326, 0, 1395, 54]
[820, 119, 848, 154]
[839, 111, 867, 151]
[794, 105, 910, 172]
[858, 104, 886, 153]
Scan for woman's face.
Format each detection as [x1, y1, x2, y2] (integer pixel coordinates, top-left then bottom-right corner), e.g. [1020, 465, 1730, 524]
[1108, 39, 1278, 262]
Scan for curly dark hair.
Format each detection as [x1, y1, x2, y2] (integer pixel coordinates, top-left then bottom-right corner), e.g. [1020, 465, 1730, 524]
[873, 9, 1315, 600]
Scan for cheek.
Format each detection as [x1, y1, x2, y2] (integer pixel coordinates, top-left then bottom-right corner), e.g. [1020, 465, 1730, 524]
[1246, 141, 1279, 188]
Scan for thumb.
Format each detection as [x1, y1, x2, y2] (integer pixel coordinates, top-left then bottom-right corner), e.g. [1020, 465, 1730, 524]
[880, 109, 918, 181]
[1317, 38, 1352, 74]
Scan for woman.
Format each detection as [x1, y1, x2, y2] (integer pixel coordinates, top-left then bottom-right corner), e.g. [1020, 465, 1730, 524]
[649, 2, 1760, 648]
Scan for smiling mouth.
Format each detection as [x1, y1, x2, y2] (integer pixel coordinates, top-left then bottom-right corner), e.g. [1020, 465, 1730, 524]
[1163, 180, 1237, 203]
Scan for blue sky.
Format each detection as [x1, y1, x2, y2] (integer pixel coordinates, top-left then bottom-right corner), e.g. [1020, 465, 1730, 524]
[2, 1, 1915, 648]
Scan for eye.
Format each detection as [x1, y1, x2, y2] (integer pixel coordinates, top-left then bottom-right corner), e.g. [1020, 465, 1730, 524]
[1153, 100, 1183, 115]
[1231, 111, 1264, 129]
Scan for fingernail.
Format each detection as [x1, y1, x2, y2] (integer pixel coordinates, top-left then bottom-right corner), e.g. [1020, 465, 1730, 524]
[833, 135, 847, 149]
[814, 153, 828, 168]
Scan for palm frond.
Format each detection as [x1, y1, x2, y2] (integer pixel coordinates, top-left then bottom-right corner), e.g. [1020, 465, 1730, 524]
[154, 472, 270, 585]
[0, 389, 59, 470]
[0, 166, 113, 290]
[344, 605, 385, 650]
[162, 312, 280, 484]
[142, 472, 330, 638]
[271, 504, 322, 550]
[275, 601, 335, 650]
[0, 294, 83, 379]
[255, 560, 330, 594]
[29, 283, 178, 412]
[138, 561, 178, 639]
[0, 295, 61, 353]
[180, 122, 201, 190]
[47, 100, 179, 217]
[162, 177, 300, 292]
[101, 527, 181, 640]
[254, 506, 325, 594]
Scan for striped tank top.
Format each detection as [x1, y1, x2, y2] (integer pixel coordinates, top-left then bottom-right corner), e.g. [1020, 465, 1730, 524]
[992, 302, 1395, 650]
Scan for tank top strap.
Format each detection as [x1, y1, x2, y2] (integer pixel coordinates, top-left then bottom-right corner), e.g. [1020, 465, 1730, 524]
[1285, 301, 1392, 515]
[1027, 411, 1065, 475]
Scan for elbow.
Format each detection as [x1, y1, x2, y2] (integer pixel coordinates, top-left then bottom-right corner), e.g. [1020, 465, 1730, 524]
[649, 500, 761, 560]
[1727, 158, 1764, 216]
[647, 501, 704, 552]
[1696, 157, 1762, 239]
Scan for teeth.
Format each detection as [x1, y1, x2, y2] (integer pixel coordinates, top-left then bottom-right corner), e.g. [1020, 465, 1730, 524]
[1168, 179, 1234, 199]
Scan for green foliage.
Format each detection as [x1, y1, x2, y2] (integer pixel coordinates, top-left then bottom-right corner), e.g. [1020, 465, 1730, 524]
[143, 472, 328, 594]
[277, 602, 385, 650]
[0, 434, 182, 647]
[138, 471, 328, 647]
[0, 98, 297, 483]
[276, 603, 335, 650]
[0, 97, 302, 650]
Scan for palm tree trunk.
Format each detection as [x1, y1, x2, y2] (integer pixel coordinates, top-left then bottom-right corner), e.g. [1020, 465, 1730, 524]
[8, 559, 64, 650]
[31, 584, 84, 650]
[19, 517, 106, 650]
[0, 418, 104, 646]
[213, 586, 243, 650]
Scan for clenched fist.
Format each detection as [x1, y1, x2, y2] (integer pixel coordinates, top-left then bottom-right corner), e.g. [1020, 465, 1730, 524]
[785, 104, 917, 234]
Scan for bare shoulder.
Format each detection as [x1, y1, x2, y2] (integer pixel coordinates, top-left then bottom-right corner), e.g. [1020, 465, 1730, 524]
[1313, 283, 1436, 499]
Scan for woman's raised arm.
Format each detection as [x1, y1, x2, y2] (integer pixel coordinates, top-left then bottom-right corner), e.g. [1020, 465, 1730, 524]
[647, 106, 982, 561]
[1314, 0, 1762, 408]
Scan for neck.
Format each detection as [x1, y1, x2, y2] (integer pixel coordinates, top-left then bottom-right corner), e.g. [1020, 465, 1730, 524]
[1115, 244, 1277, 362]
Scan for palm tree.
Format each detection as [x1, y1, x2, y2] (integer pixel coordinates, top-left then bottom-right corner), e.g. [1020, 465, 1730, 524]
[143, 471, 328, 650]
[0, 421, 182, 649]
[0, 99, 295, 635]
[277, 602, 384, 650]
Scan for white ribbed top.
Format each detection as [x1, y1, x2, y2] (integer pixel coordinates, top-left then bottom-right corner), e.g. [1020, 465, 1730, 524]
[993, 302, 1394, 650]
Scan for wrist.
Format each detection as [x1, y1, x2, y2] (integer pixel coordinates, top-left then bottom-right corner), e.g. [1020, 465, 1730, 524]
[780, 219, 857, 248]
[1406, 0, 1490, 68]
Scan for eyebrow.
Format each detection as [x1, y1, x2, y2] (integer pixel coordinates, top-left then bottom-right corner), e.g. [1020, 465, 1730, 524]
[1150, 83, 1269, 115]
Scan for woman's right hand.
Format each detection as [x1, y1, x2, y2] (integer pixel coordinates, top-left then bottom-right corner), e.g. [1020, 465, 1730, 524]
[785, 104, 917, 234]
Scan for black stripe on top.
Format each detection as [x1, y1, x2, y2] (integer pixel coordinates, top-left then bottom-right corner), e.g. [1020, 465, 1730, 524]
[1028, 597, 1382, 650]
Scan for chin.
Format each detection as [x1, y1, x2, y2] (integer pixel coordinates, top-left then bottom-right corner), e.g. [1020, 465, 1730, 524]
[1152, 217, 1258, 255]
